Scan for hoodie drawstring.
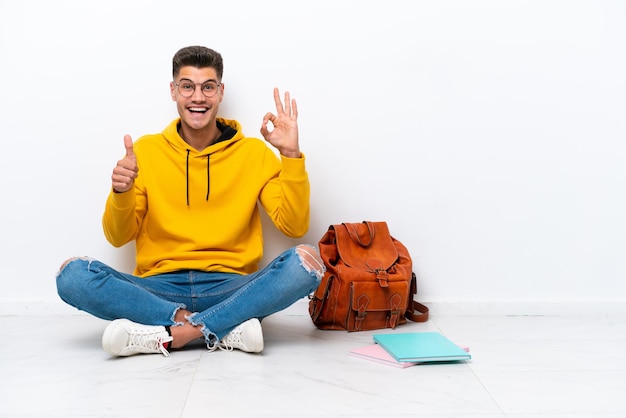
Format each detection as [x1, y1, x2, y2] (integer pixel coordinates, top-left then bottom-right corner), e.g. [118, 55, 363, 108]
[206, 155, 210, 201]
[186, 149, 190, 206]
[185, 149, 210, 206]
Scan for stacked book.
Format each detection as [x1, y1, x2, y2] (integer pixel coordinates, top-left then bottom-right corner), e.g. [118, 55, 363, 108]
[349, 332, 471, 368]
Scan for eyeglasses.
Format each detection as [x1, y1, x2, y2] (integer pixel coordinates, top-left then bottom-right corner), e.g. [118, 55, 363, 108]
[173, 79, 222, 98]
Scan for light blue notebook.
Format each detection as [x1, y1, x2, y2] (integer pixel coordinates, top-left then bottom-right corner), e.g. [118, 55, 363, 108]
[373, 332, 471, 363]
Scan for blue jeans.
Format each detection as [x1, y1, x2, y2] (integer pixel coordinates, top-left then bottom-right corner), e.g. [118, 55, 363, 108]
[56, 245, 323, 346]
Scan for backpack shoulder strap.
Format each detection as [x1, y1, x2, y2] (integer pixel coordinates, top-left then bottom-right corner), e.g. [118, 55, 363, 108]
[406, 300, 429, 322]
[406, 272, 429, 322]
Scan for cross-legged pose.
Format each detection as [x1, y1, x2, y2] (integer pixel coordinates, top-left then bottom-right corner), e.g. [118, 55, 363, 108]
[56, 46, 324, 357]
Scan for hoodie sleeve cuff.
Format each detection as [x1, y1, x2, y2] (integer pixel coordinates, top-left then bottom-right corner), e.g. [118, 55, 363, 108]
[280, 152, 307, 178]
[108, 188, 136, 209]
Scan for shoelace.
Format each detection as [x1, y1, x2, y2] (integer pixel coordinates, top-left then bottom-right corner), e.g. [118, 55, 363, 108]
[127, 329, 173, 357]
[207, 327, 243, 352]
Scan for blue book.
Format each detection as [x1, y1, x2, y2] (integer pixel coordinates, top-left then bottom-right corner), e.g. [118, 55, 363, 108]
[373, 332, 471, 363]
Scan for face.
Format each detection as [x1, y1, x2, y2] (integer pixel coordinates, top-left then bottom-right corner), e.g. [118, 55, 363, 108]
[170, 66, 224, 133]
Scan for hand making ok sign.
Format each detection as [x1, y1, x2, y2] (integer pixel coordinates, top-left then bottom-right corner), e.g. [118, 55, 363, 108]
[260, 88, 301, 158]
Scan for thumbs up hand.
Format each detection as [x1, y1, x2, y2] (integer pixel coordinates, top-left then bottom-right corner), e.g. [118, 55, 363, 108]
[111, 135, 139, 193]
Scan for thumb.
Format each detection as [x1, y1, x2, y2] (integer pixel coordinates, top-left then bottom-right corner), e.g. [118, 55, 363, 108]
[123, 135, 135, 159]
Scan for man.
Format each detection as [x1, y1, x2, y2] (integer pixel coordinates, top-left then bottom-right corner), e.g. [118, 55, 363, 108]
[56, 46, 324, 357]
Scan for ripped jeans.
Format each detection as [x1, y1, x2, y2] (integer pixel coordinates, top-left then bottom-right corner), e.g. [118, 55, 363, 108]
[56, 245, 324, 346]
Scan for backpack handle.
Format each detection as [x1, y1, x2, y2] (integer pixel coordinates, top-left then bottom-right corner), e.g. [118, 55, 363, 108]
[344, 221, 376, 247]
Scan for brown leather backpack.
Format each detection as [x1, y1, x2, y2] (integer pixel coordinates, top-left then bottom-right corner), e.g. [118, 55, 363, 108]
[309, 221, 429, 331]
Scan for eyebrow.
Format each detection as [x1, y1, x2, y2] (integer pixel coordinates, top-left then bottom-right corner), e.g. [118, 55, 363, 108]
[178, 78, 219, 84]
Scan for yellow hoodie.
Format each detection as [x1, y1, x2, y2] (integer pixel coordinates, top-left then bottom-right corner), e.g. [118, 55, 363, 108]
[102, 118, 310, 277]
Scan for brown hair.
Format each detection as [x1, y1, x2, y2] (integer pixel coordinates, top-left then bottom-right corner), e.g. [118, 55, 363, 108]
[172, 46, 223, 80]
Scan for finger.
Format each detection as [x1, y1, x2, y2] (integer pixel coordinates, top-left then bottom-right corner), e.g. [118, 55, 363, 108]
[123, 134, 135, 159]
[113, 160, 138, 178]
[262, 112, 279, 129]
[290, 97, 298, 120]
[260, 124, 269, 139]
[283, 91, 292, 117]
[111, 167, 136, 193]
[112, 171, 136, 184]
[260, 112, 274, 139]
[262, 112, 275, 125]
[273, 87, 285, 115]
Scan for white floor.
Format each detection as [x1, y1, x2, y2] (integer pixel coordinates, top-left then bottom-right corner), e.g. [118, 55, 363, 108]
[2, 300, 625, 418]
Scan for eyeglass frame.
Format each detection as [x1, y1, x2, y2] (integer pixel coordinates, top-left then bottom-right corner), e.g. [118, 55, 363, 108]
[173, 78, 223, 98]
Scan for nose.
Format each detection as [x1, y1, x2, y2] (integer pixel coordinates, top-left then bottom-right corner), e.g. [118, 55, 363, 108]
[191, 85, 205, 101]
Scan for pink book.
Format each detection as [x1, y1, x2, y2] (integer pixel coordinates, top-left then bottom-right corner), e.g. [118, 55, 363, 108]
[349, 344, 418, 368]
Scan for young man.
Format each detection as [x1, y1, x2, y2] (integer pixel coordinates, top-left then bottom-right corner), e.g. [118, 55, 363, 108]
[56, 46, 324, 357]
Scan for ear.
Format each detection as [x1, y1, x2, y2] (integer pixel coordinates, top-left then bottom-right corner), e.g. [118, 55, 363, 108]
[170, 82, 177, 101]
[218, 83, 224, 102]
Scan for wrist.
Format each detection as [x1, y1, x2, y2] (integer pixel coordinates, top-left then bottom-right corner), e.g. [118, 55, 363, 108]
[281, 150, 301, 158]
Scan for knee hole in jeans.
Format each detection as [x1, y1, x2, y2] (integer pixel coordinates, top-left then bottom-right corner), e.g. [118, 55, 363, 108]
[295, 244, 325, 279]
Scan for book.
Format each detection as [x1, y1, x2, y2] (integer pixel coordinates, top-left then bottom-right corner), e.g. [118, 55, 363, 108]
[349, 344, 418, 368]
[372, 332, 472, 363]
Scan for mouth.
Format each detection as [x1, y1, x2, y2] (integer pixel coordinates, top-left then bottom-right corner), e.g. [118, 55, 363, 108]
[187, 106, 209, 114]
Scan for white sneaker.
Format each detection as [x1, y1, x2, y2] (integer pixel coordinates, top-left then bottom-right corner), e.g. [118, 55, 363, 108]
[102, 319, 173, 357]
[211, 318, 264, 353]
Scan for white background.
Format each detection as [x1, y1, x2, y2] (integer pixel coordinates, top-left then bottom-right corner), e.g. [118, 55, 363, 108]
[1, 0, 624, 313]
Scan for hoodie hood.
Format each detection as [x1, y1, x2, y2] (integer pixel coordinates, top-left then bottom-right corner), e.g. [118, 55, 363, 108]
[162, 118, 243, 205]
